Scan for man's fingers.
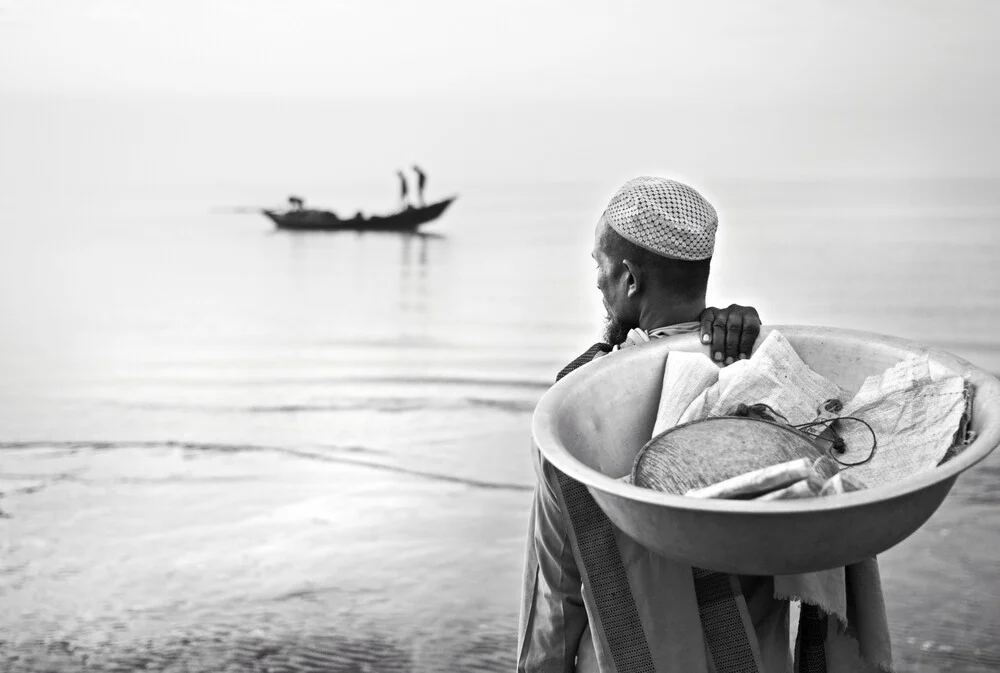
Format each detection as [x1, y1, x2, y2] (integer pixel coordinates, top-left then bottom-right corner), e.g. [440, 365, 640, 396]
[712, 320, 726, 362]
[738, 310, 761, 360]
[724, 308, 744, 364]
[701, 305, 761, 363]
[699, 308, 717, 345]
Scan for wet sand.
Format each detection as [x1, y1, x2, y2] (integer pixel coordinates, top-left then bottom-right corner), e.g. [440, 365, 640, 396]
[0, 435, 531, 673]
[2, 419, 998, 672]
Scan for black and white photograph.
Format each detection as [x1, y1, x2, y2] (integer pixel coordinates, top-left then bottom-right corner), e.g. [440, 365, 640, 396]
[1, 2, 998, 672]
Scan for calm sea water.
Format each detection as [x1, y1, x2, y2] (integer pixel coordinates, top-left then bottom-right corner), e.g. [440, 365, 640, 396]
[2, 173, 999, 671]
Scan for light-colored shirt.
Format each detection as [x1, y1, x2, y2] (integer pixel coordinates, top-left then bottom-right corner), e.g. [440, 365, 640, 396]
[606, 321, 703, 354]
[517, 322, 791, 673]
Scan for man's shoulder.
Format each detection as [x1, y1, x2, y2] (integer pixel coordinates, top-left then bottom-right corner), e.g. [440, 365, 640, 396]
[556, 342, 612, 382]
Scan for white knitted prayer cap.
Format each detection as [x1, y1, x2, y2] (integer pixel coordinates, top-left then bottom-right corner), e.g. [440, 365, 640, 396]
[602, 176, 718, 261]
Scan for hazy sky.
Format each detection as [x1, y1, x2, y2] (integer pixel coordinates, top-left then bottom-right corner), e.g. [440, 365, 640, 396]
[2, 0, 998, 101]
[2, 1, 999, 182]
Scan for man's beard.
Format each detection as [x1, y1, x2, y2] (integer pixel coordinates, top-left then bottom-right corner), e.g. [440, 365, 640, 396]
[602, 313, 633, 346]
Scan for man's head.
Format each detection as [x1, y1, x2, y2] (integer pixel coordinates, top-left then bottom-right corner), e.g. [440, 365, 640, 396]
[592, 177, 717, 344]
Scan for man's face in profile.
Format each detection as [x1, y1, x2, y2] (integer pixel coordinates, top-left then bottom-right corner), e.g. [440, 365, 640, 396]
[593, 217, 636, 345]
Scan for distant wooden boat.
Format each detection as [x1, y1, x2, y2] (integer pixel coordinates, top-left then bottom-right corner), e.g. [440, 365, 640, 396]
[262, 197, 457, 232]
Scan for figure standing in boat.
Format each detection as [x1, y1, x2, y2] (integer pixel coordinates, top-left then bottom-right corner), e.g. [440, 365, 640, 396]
[397, 170, 409, 210]
[413, 165, 427, 207]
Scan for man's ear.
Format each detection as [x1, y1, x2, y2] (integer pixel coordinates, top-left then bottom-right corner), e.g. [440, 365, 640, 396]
[622, 259, 643, 297]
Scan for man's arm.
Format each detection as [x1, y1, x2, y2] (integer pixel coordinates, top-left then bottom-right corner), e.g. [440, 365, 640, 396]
[517, 450, 589, 673]
[699, 304, 762, 365]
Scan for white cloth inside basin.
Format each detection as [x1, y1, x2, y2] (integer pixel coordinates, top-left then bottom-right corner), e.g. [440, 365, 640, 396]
[635, 329, 973, 495]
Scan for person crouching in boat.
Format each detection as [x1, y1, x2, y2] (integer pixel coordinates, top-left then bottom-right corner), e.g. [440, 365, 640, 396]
[517, 177, 791, 673]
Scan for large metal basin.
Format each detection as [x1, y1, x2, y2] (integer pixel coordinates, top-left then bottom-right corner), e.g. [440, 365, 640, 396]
[531, 326, 1000, 575]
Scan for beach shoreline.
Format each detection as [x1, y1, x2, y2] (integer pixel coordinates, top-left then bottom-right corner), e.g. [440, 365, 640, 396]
[2, 429, 998, 672]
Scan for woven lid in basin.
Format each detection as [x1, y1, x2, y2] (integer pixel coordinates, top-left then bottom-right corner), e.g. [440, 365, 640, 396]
[631, 417, 824, 495]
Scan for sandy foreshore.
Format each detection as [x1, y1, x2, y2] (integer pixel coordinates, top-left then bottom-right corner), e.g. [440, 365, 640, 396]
[1, 427, 998, 672]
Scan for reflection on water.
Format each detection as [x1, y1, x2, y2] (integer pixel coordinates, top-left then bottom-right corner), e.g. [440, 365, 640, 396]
[280, 228, 443, 326]
[400, 232, 434, 318]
